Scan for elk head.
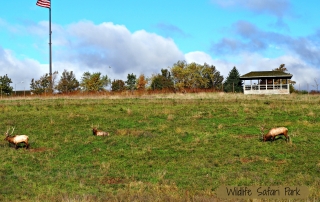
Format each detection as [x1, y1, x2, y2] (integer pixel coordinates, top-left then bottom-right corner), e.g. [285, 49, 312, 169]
[4, 127, 15, 140]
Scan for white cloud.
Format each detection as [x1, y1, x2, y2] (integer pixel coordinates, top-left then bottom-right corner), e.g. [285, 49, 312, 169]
[0, 47, 46, 90]
[55, 21, 185, 80]
[185, 51, 232, 77]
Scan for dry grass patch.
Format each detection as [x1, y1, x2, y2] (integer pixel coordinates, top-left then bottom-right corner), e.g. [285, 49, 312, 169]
[175, 127, 183, 134]
[167, 114, 174, 121]
[115, 129, 154, 137]
[126, 108, 132, 115]
[307, 111, 315, 117]
[243, 107, 251, 114]
[28, 147, 54, 153]
[240, 158, 254, 164]
[276, 159, 287, 165]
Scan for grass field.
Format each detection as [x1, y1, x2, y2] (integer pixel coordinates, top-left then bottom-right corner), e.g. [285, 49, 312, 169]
[0, 93, 319, 201]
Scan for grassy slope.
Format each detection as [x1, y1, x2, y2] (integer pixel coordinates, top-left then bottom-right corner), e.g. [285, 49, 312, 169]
[0, 93, 319, 201]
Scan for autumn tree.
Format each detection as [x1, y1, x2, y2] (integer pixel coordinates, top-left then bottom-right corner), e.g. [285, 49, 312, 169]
[56, 70, 80, 93]
[272, 64, 296, 93]
[223, 66, 243, 93]
[170, 60, 188, 91]
[30, 71, 58, 95]
[0, 74, 13, 96]
[202, 64, 224, 90]
[111, 79, 125, 91]
[171, 61, 221, 92]
[136, 74, 148, 90]
[184, 62, 206, 91]
[80, 72, 110, 92]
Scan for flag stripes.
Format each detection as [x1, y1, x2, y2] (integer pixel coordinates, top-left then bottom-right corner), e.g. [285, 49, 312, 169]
[36, 0, 50, 8]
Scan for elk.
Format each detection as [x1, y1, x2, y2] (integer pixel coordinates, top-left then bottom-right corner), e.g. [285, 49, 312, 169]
[262, 127, 289, 142]
[4, 127, 29, 149]
[92, 125, 109, 136]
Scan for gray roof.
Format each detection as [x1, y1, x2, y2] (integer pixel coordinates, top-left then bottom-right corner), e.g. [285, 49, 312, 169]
[240, 71, 293, 80]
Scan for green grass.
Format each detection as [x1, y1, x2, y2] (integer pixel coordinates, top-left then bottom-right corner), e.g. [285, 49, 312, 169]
[0, 93, 320, 201]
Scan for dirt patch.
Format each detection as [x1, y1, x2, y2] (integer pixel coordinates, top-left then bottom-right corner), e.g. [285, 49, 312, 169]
[101, 177, 125, 185]
[236, 134, 259, 139]
[276, 160, 287, 165]
[240, 158, 254, 164]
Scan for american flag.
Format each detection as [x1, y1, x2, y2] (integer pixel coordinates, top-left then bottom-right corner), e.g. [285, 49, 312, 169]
[36, 0, 50, 8]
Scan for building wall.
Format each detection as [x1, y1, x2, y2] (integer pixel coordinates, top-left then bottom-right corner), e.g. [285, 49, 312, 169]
[244, 89, 289, 95]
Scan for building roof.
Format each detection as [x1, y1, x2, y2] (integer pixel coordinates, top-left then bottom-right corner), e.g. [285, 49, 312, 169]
[240, 71, 293, 80]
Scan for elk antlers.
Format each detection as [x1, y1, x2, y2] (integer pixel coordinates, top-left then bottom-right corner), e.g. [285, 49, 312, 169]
[5, 126, 15, 136]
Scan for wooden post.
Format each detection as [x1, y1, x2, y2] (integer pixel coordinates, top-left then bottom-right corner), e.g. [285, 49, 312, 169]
[273, 79, 274, 91]
[265, 79, 267, 90]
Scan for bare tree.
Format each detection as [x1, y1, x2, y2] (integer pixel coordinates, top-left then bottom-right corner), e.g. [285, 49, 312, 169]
[312, 78, 319, 92]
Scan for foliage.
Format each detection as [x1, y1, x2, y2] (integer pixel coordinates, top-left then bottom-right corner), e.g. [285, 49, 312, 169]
[80, 72, 110, 92]
[150, 69, 174, 90]
[273, 63, 288, 72]
[296, 90, 309, 94]
[183, 62, 210, 91]
[55, 70, 79, 93]
[125, 73, 137, 92]
[170, 60, 188, 91]
[201, 63, 224, 90]
[136, 74, 148, 90]
[0, 94, 319, 201]
[170, 61, 223, 92]
[111, 79, 125, 91]
[0, 74, 13, 96]
[273, 64, 296, 93]
[223, 66, 243, 93]
[30, 71, 59, 95]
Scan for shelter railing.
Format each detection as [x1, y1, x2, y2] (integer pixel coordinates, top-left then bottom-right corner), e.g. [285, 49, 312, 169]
[244, 84, 289, 91]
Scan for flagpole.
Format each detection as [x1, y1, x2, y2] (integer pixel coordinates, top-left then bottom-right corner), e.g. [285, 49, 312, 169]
[49, 2, 52, 92]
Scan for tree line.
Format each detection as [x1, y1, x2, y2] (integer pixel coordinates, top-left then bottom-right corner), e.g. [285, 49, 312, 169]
[2, 61, 295, 95]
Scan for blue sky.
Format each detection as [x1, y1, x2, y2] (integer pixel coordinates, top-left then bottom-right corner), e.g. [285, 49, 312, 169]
[1, 0, 319, 90]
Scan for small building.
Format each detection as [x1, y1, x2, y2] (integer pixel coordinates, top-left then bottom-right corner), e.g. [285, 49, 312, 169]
[240, 71, 293, 95]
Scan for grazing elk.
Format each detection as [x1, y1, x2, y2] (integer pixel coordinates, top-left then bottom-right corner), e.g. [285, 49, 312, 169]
[92, 126, 110, 136]
[4, 127, 29, 149]
[262, 127, 289, 142]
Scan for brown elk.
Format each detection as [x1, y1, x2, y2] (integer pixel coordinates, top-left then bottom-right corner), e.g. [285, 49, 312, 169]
[261, 127, 289, 142]
[92, 125, 109, 136]
[4, 127, 30, 149]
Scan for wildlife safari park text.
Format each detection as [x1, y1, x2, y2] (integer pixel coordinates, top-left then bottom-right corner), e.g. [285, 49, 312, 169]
[216, 186, 309, 199]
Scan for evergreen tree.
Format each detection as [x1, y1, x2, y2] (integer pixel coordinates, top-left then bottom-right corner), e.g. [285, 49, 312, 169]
[30, 73, 51, 95]
[56, 70, 79, 93]
[150, 69, 174, 90]
[223, 66, 243, 93]
[125, 73, 137, 93]
[0, 74, 13, 96]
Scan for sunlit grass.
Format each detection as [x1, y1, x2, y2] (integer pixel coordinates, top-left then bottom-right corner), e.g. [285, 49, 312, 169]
[0, 93, 319, 201]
